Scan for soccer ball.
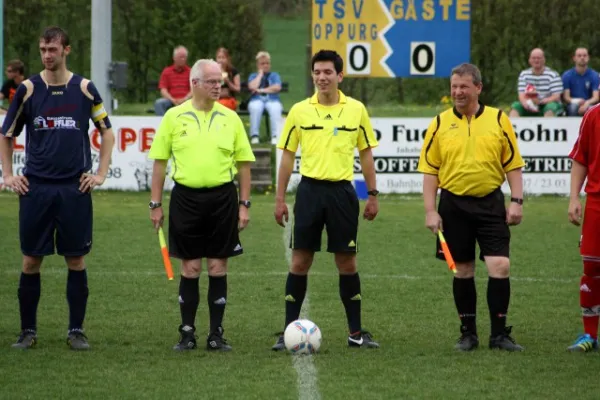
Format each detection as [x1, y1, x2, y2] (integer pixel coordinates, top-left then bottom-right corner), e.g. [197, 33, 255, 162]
[284, 319, 322, 354]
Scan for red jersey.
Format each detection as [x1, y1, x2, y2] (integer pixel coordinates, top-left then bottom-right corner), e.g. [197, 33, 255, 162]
[569, 104, 600, 194]
[158, 64, 191, 99]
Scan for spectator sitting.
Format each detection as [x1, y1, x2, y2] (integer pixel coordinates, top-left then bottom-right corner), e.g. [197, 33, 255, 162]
[247, 51, 283, 145]
[215, 47, 241, 111]
[509, 48, 563, 118]
[154, 46, 191, 116]
[562, 47, 599, 116]
[1, 59, 25, 106]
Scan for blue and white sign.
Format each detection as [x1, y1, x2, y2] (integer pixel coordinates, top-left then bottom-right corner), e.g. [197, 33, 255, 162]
[311, 0, 471, 77]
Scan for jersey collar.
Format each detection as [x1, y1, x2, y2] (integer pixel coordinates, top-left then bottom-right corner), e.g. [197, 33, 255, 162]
[309, 90, 347, 105]
[453, 101, 485, 119]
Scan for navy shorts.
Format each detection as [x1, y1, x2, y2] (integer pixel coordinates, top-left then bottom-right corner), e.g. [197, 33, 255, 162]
[19, 177, 93, 257]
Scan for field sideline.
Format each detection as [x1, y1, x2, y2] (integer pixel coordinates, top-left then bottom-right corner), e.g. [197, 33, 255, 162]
[0, 192, 598, 399]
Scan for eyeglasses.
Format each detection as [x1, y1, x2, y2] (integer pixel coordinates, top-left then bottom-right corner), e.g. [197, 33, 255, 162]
[201, 79, 223, 87]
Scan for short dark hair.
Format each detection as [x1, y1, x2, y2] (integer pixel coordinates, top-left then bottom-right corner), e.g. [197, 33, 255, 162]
[7, 59, 25, 75]
[40, 26, 70, 47]
[311, 50, 343, 74]
[451, 63, 482, 86]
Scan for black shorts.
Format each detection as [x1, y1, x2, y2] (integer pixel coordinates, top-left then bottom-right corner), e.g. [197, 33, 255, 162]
[291, 176, 359, 253]
[19, 177, 93, 257]
[168, 181, 242, 260]
[436, 187, 510, 263]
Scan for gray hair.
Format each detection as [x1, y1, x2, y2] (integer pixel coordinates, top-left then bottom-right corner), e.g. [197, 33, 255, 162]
[255, 51, 271, 61]
[451, 63, 482, 86]
[189, 59, 221, 88]
[173, 45, 188, 58]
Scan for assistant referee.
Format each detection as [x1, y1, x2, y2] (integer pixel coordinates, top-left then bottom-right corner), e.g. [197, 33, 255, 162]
[273, 50, 380, 350]
[148, 59, 255, 352]
[417, 63, 526, 352]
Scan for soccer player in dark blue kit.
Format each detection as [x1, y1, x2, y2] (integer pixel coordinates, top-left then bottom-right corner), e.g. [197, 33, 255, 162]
[0, 26, 115, 350]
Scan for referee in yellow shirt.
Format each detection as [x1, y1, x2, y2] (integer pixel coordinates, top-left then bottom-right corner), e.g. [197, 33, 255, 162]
[272, 50, 380, 350]
[417, 63, 525, 352]
[148, 59, 255, 352]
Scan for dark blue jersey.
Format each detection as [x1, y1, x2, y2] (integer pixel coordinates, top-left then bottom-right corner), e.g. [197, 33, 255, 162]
[1, 72, 112, 180]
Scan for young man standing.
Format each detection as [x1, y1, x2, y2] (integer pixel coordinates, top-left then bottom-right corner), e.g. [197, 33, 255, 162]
[567, 104, 600, 352]
[0, 26, 115, 350]
[273, 50, 380, 350]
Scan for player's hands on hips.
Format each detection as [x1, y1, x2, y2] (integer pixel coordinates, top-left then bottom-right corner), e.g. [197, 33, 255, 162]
[506, 202, 523, 226]
[150, 207, 164, 231]
[3, 174, 29, 195]
[79, 173, 105, 192]
[363, 197, 379, 221]
[238, 206, 250, 231]
[425, 210, 443, 234]
[568, 198, 582, 226]
[274, 199, 289, 227]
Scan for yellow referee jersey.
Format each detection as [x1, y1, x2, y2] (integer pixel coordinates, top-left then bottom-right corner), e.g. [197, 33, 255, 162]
[417, 104, 524, 197]
[277, 91, 378, 181]
[148, 100, 255, 188]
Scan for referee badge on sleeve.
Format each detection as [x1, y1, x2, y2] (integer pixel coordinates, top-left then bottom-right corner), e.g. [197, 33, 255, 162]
[333, 127, 338, 136]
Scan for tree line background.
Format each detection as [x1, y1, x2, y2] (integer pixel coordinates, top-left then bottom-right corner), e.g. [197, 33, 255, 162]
[4, 0, 600, 106]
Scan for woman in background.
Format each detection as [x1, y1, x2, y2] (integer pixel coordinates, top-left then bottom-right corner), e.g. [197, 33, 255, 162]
[216, 47, 241, 110]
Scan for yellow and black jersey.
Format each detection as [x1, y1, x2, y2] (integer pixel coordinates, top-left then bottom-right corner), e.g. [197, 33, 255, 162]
[277, 90, 378, 181]
[417, 103, 524, 197]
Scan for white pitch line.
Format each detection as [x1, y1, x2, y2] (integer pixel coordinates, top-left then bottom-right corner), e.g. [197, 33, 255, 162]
[283, 211, 321, 400]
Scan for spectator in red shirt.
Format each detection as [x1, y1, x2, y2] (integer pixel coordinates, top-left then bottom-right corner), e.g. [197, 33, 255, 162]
[154, 46, 192, 116]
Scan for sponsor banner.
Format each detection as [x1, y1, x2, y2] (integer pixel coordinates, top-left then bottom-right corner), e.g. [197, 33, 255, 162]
[0, 115, 583, 195]
[276, 117, 583, 195]
[0, 116, 174, 191]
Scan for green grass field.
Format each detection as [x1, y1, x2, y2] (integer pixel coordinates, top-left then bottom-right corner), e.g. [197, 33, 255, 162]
[0, 192, 598, 399]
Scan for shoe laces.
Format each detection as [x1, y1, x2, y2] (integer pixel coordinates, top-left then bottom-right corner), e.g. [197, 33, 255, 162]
[498, 326, 516, 343]
[68, 329, 88, 340]
[352, 330, 373, 341]
[575, 333, 595, 345]
[16, 329, 36, 342]
[209, 327, 228, 344]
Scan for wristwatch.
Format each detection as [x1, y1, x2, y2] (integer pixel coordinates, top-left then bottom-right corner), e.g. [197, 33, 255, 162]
[367, 190, 380, 197]
[149, 200, 162, 209]
[510, 197, 523, 205]
[239, 200, 252, 208]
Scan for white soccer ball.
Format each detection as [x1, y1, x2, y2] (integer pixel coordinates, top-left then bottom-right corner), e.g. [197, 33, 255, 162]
[284, 319, 322, 354]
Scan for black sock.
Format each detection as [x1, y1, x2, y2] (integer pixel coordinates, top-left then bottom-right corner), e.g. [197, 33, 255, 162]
[66, 269, 89, 331]
[284, 273, 307, 328]
[179, 276, 199, 329]
[339, 273, 362, 335]
[208, 275, 227, 333]
[488, 277, 510, 336]
[18, 272, 41, 332]
[453, 277, 477, 334]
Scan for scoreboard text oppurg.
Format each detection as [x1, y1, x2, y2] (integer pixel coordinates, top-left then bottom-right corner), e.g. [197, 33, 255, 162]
[312, 0, 471, 78]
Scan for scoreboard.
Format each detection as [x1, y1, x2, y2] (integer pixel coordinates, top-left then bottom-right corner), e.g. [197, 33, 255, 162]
[311, 0, 471, 77]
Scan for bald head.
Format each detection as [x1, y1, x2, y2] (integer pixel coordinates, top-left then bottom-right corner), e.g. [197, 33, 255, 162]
[173, 46, 188, 68]
[529, 48, 545, 71]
